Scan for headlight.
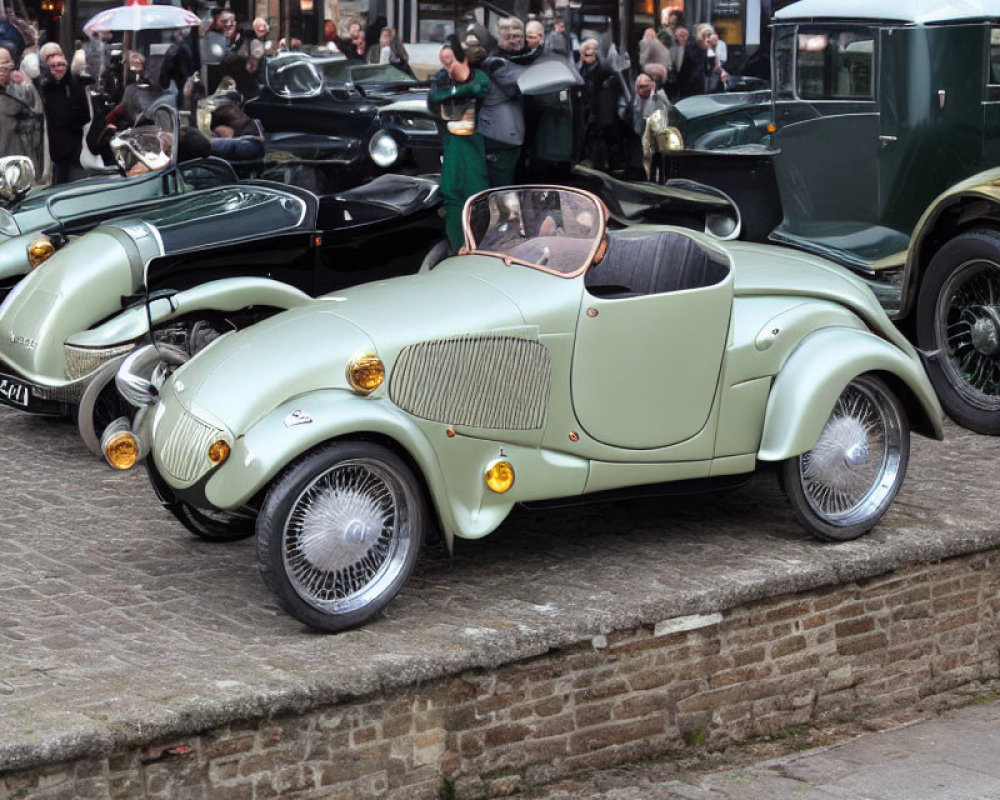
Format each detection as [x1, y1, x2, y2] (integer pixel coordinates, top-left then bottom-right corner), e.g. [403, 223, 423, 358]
[27, 235, 55, 268]
[105, 430, 140, 470]
[346, 352, 385, 394]
[369, 132, 400, 167]
[664, 126, 685, 151]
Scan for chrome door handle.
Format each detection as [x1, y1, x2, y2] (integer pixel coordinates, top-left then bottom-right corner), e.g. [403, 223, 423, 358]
[879, 135, 898, 142]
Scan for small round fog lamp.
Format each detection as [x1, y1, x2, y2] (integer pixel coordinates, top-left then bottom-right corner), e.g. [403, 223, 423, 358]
[105, 431, 139, 471]
[208, 440, 230, 465]
[346, 353, 385, 394]
[485, 460, 515, 494]
[369, 132, 400, 167]
[27, 236, 55, 268]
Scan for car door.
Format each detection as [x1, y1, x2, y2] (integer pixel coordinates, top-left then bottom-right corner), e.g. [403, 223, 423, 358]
[878, 24, 986, 235]
[569, 235, 733, 451]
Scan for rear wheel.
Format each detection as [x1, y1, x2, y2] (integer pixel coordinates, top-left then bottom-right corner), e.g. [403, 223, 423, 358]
[915, 229, 1000, 434]
[781, 375, 908, 542]
[256, 441, 425, 632]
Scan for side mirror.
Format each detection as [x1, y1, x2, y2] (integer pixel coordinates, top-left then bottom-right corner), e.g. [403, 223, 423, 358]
[0, 156, 35, 206]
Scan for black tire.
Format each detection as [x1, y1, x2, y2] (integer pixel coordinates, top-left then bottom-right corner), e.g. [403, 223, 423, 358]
[169, 502, 257, 542]
[256, 441, 425, 632]
[418, 237, 452, 273]
[781, 375, 909, 542]
[915, 229, 1000, 434]
[147, 462, 256, 542]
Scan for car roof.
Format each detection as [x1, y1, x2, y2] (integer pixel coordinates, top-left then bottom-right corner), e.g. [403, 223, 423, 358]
[775, 0, 1000, 24]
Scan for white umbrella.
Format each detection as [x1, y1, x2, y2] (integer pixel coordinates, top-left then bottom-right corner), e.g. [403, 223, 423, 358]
[83, 0, 201, 35]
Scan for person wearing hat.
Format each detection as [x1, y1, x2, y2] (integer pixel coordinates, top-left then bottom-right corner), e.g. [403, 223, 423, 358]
[427, 35, 491, 250]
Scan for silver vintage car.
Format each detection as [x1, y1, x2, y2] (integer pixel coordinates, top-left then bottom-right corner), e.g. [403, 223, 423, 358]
[110, 186, 944, 632]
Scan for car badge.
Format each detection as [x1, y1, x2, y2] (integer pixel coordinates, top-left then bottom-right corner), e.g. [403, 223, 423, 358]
[285, 409, 313, 427]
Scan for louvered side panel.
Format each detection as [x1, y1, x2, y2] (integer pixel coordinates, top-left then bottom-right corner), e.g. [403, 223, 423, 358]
[390, 336, 550, 430]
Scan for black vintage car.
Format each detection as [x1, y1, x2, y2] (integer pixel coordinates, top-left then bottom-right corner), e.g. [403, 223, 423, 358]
[244, 53, 441, 181]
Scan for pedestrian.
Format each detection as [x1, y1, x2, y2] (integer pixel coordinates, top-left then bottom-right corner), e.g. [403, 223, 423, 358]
[368, 27, 413, 77]
[523, 19, 574, 181]
[621, 71, 670, 180]
[252, 17, 274, 56]
[476, 17, 537, 187]
[426, 35, 490, 250]
[39, 50, 89, 184]
[677, 23, 712, 99]
[0, 46, 41, 168]
[159, 28, 196, 106]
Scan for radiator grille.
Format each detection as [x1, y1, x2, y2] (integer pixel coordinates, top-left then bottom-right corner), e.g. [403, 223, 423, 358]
[157, 409, 224, 484]
[390, 335, 550, 430]
[64, 343, 135, 381]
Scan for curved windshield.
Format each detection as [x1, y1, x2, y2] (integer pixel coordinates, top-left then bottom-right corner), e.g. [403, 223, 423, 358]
[465, 187, 606, 276]
[322, 62, 416, 86]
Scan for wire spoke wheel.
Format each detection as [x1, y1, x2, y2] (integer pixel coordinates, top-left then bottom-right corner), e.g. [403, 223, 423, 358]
[782, 375, 908, 541]
[257, 442, 424, 631]
[916, 229, 1000, 433]
[935, 258, 1000, 411]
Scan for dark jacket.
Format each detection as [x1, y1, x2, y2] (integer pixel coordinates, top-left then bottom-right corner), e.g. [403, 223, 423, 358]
[40, 72, 90, 162]
[677, 43, 710, 99]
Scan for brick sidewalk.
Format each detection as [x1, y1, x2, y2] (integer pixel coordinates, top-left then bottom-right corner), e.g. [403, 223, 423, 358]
[0, 407, 998, 794]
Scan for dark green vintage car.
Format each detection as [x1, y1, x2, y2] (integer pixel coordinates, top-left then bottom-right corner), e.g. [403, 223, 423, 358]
[661, 0, 1000, 434]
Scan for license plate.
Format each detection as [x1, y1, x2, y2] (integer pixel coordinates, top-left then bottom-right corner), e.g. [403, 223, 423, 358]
[0, 375, 29, 408]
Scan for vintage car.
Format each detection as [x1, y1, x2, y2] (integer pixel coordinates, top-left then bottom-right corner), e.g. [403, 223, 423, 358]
[658, 0, 1000, 435]
[243, 54, 440, 180]
[108, 185, 943, 632]
[0, 150, 240, 303]
[0, 170, 444, 456]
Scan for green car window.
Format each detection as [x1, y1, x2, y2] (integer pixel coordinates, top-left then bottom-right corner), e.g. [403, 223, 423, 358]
[795, 27, 876, 100]
[989, 27, 1000, 85]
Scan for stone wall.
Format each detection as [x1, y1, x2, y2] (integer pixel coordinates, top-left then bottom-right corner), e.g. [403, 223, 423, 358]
[4, 550, 998, 800]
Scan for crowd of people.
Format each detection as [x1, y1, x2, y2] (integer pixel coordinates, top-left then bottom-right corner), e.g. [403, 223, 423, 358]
[0, 4, 733, 196]
[428, 11, 732, 246]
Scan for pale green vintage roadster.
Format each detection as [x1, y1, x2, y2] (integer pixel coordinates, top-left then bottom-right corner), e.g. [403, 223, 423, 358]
[110, 186, 944, 632]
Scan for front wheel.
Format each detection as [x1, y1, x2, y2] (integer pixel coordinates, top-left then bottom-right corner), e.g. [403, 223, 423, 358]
[781, 375, 909, 542]
[256, 441, 426, 632]
[147, 462, 256, 542]
[915, 229, 1000, 434]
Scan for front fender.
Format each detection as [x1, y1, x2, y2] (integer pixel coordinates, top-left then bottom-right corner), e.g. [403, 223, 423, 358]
[758, 327, 944, 462]
[200, 391, 461, 550]
[65, 277, 313, 348]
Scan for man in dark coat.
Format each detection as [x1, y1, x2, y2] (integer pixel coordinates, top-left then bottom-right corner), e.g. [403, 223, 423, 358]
[40, 51, 90, 185]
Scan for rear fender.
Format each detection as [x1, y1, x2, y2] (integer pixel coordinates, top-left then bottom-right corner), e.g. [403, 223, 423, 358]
[65, 277, 313, 348]
[758, 328, 944, 462]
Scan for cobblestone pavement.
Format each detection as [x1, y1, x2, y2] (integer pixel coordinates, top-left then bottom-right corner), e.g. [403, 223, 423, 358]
[516, 691, 1000, 799]
[1, 407, 998, 770]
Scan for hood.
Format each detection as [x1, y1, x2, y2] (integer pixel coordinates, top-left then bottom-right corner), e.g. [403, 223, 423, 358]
[171, 266, 527, 435]
[0, 225, 152, 381]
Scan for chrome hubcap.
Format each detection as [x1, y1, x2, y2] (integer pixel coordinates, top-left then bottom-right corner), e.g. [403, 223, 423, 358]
[800, 380, 902, 526]
[283, 460, 409, 613]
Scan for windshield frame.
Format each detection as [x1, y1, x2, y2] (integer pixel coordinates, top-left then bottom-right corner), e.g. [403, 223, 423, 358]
[461, 185, 608, 279]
